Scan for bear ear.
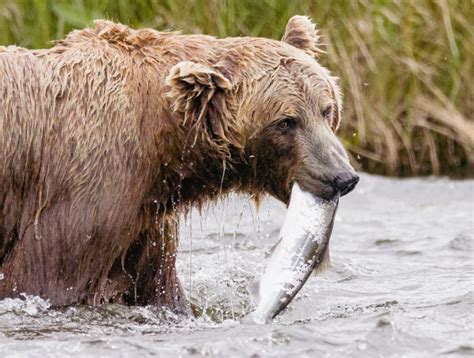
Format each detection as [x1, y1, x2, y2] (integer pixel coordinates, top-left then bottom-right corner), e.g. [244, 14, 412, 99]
[166, 61, 232, 94]
[166, 61, 240, 158]
[282, 15, 323, 58]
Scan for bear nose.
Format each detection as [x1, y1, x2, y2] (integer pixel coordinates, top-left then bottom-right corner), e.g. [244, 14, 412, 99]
[331, 171, 359, 197]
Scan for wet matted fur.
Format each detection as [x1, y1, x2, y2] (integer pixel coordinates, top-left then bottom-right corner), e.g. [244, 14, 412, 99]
[0, 16, 348, 311]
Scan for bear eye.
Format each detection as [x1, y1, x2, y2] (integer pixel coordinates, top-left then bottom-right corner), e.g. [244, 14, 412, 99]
[276, 117, 297, 131]
[322, 105, 333, 120]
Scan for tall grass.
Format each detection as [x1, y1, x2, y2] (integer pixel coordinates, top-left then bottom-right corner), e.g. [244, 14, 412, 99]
[1, 0, 472, 176]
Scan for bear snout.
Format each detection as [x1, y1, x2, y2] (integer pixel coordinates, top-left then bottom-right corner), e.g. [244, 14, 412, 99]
[331, 171, 359, 197]
[296, 169, 359, 201]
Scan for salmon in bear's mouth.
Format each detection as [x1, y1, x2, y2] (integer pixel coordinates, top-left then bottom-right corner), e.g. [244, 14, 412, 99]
[245, 182, 338, 324]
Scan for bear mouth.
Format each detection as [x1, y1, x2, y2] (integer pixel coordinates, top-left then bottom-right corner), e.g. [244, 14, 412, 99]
[288, 178, 336, 203]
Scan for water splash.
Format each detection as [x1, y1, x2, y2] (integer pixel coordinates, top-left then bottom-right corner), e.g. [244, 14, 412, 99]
[1, 174, 473, 357]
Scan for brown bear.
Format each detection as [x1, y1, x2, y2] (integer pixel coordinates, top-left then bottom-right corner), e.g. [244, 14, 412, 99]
[0, 16, 358, 312]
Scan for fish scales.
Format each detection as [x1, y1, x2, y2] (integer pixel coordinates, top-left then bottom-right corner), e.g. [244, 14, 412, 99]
[247, 183, 338, 324]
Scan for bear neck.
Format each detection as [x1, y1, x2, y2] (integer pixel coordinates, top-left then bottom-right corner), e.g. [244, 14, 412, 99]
[145, 97, 252, 211]
[153, 141, 252, 211]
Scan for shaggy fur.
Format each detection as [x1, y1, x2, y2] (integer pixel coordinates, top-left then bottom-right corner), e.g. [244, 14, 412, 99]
[0, 16, 349, 310]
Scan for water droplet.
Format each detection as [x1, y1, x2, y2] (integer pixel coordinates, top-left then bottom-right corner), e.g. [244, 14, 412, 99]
[358, 342, 367, 350]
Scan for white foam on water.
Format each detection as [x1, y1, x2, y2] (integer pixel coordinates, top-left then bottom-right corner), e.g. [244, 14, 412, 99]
[1, 174, 473, 357]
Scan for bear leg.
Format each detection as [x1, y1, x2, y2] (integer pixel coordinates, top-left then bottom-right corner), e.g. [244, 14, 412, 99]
[106, 216, 190, 314]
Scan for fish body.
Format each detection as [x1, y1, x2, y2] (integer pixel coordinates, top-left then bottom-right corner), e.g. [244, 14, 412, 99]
[247, 183, 338, 324]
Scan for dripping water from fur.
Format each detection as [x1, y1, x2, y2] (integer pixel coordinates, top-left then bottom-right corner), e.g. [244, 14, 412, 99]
[0, 175, 472, 357]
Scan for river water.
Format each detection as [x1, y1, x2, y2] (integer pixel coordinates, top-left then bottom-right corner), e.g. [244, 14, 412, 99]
[1, 174, 473, 357]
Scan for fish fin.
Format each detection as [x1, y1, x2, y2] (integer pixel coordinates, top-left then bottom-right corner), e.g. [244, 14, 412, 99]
[313, 249, 331, 276]
[247, 279, 261, 304]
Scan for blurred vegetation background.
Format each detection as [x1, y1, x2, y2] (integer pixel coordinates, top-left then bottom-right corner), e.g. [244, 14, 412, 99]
[1, 0, 472, 177]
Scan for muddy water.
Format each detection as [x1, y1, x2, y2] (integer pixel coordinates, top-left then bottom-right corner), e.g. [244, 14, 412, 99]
[0, 174, 473, 357]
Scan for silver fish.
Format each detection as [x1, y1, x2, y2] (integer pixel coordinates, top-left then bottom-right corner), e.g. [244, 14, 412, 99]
[246, 182, 338, 324]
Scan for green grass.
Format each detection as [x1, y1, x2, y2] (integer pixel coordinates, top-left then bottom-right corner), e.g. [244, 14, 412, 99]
[1, 0, 472, 176]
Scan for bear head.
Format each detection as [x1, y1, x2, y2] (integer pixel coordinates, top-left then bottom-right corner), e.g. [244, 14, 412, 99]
[166, 16, 358, 205]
